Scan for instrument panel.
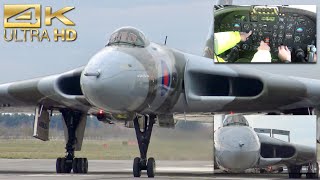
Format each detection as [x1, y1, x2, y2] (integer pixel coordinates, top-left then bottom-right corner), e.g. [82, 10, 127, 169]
[215, 6, 316, 62]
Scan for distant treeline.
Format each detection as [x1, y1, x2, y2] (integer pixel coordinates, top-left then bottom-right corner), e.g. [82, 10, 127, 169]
[0, 114, 212, 140]
[0, 114, 105, 139]
[0, 113, 210, 130]
[0, 114, 100, 130]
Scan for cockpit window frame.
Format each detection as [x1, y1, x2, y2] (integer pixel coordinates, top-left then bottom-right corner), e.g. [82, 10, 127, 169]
[223, 115, 249, 127]
[106, 27, 150, 48]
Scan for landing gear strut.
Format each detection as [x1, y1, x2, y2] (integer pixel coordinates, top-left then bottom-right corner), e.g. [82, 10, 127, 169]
[56, 110, 88, 174]
[132, 115, 156, 178]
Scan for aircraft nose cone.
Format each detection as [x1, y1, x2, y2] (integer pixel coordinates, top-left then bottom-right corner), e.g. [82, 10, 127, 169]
[81, 49, 149, 112]
[215, 127, 260, 171]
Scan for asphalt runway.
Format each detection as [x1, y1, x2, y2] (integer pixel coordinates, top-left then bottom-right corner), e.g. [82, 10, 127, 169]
[0, 159, 214, 179]
[213, 173, 290, 180]
[0, 159, 299, 179]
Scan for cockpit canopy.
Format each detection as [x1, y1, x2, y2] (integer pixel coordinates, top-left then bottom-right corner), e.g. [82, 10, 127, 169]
[223, 114, 249, 127]
[107, 27, 150, 48]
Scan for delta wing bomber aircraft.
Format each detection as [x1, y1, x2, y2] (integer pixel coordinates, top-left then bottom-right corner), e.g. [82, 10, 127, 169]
[214, 114, 318, 179]
[1, 26, 320, 178]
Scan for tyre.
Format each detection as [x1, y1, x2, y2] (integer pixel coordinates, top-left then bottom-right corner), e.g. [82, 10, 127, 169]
[133, 157, 141, 177]
[77, 158, 84, 173]
[72, 158, 79, 173]
[307, 173, 316, 179]
[147, 157, 156, 178]
[83, 158, 88, 173]
[60, 158, 66, 173]
[289, 173, 301, 179]
[288, 166, 302, 179]
[56, 158, 62, 173]
[61, 158, 72, 173]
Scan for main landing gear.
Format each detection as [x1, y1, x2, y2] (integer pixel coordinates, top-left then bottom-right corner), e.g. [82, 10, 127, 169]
[132, 115, 156, 178]
[306, 162, 319, 179]
[288, 162, 319, 179]
[56, 110, 88, 174]
[288, 165, 302, 178]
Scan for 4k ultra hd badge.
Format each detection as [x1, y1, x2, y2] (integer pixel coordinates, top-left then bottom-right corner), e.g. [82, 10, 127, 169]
[4, 4, 41, 28]
[3, 4, 77, 42]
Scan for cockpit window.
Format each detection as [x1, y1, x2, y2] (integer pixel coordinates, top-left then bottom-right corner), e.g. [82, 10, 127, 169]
[223, 115, 249, 127]
[107, 27, 149, 48]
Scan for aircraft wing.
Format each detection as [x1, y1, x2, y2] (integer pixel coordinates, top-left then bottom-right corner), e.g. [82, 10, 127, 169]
[0, 67, 94, 113]
[2, 53, 320, 117]
[256, 133, 316, 168]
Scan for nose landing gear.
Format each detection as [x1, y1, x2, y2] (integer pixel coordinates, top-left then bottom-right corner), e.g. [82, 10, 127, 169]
[132, 115, 156, 178]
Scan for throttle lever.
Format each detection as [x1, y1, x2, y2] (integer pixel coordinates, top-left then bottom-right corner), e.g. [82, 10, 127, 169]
[294, 46, 306, 62]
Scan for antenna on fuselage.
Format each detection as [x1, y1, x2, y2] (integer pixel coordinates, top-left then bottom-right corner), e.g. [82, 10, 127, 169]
[164, 36, 168, 45]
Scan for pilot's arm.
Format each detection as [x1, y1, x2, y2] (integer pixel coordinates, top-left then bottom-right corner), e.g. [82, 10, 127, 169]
[214, 31, 252, 55]
[251, 41, 272, 63]
[278, 46, 292, 63]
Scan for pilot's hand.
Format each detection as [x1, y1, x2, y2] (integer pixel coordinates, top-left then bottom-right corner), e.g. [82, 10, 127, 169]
[257, 41, 270, 51]
[240, 31, 252, 42]
[278, 46, 291, 62]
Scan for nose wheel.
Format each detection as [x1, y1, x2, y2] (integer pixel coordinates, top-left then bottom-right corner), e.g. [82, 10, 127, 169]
[147, 157, 156, 177]
[133, 157, 156, 178]
[132, 115, 156, 178]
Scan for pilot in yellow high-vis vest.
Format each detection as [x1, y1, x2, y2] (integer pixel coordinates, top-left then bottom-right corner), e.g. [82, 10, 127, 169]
[214, 31, 272, 63]
[212, 31, 291, 63]
[204, 30, 294, 63]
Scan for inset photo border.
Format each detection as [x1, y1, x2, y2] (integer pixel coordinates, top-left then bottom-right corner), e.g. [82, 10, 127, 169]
[213, 5, 317, 63]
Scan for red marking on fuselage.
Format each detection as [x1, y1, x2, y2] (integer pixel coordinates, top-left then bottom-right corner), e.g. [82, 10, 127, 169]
[163, 68, 169, 86]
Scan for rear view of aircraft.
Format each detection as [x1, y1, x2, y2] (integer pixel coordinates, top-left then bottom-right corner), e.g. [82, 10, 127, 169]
[214, 114, 318, 179]
[1, 26, 320, 178]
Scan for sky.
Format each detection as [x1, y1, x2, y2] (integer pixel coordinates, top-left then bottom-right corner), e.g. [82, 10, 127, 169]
[0, 0, 212, 83]
[1, 1, 320, 82]
[214, 115, 316, 148]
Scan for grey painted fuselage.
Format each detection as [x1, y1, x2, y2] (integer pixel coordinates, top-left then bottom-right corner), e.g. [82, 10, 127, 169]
[1, 27, 320, 117]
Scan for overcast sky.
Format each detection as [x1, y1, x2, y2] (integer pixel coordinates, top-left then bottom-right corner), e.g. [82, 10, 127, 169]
[0, 0, 212, 83]
[0, 1, 320, 83]
[1, 1, 320, 82]
[214, 115, 316, 148]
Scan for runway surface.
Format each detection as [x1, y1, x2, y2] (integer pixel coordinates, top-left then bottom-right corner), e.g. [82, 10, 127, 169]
[0, 159, 296, 179]
[0, 159, 213, 179]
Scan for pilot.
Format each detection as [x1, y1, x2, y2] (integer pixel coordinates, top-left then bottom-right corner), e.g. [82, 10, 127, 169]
[213, 31, 252, 62]
[214, 31, 299, 63]
[277, 44, 317, 63]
